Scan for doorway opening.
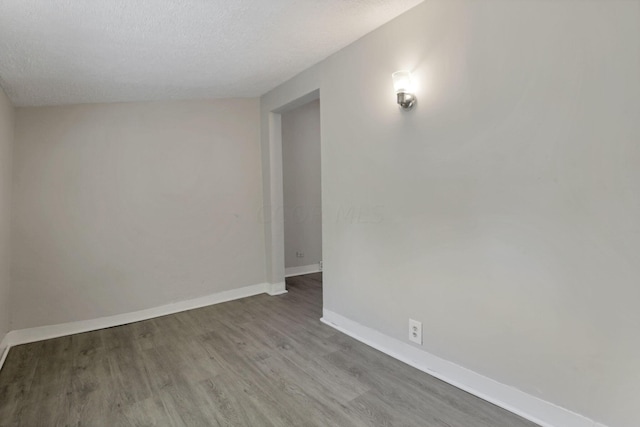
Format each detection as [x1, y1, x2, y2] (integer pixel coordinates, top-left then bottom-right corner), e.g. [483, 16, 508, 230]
[281, 98, 322, 299]
[263, 89, 322, 306]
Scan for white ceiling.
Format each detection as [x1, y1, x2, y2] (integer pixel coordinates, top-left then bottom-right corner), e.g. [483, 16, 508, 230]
[0, 0, 423, 106]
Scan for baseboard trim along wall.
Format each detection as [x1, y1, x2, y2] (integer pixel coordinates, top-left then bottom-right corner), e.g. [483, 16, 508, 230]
[0, 281, 286, 372]
[285, 263, 321, 278]
[0, 334, 10, 372]
[267, 281, 288, 296]
[320, 309, 608, 427]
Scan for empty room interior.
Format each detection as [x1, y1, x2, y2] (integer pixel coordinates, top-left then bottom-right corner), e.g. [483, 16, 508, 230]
[0, 1, 638, 426]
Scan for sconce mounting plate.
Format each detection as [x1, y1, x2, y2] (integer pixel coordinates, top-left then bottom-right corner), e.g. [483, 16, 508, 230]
[397, 92, 416, 110]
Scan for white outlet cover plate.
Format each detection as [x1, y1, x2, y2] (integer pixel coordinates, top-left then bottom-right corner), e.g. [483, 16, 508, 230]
[409, 319, 422, 345]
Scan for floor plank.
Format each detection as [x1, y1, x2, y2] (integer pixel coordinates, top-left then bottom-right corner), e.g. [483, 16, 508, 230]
[0, 273, 538, 426]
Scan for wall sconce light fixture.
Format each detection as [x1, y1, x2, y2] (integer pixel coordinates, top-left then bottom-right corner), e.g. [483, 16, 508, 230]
[392, 70, 416, 111]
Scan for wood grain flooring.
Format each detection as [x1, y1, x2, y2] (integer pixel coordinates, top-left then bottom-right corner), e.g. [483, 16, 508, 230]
[0, 273, 538, 426]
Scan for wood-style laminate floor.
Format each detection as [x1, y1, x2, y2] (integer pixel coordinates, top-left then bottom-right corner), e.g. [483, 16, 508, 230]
[0, 273, 538, 426]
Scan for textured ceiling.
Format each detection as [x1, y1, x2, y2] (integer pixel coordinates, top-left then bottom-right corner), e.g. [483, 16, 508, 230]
[0, 0, 423, 106]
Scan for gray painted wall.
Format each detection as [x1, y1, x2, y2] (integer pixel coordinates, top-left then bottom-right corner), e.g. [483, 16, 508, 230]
[0, 88, 13, 347]
[282, 100, 322, 269]
[12, 99, 266, 329]
[261, 1, 640, 426]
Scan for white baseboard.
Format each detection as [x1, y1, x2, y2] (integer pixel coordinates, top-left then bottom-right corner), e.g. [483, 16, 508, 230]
[2, 282, 271, 351]
[267, 282, 288, 296]
[0, 333, 10, 372]
[321, 309, 607, 427]
[285, 263, 321, 278]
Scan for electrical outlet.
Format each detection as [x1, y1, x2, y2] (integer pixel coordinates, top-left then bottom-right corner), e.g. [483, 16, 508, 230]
[319, 261, 323, 271]
[409, 319, 422, 345]
[296, 251, 304, 258]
